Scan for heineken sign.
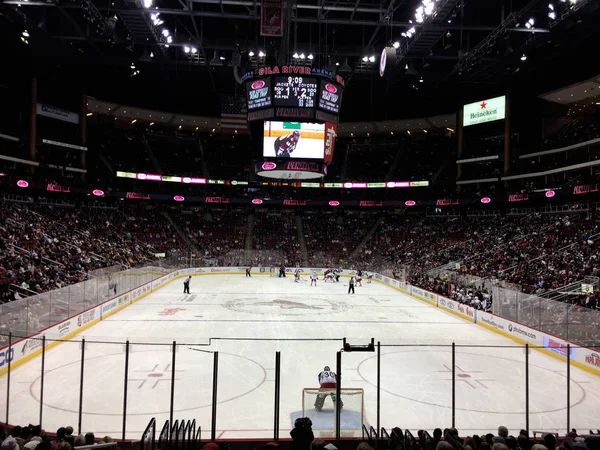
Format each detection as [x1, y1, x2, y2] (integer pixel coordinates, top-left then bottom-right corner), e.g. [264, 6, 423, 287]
[463, 95, 506, 127]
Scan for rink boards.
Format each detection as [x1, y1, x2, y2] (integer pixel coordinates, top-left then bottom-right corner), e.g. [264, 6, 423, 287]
[1, 266, 599, 379]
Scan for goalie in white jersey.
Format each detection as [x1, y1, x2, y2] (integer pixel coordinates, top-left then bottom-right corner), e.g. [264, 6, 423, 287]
[314, 366, 343, 411]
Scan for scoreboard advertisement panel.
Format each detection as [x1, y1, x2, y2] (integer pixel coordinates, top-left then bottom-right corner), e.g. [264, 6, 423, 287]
[246, 78, 272, 110]
[273, 77, 318, 108]
[317, 80, 343, 114]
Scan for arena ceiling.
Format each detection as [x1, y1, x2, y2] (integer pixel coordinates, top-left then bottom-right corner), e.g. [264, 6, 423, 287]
[1, 0, 599, 119]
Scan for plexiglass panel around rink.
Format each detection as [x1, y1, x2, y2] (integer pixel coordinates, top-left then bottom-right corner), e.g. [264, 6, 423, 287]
[4, 266, 600, 441]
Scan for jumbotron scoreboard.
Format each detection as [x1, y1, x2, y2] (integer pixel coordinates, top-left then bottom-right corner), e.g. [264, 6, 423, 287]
[243, 66, 345, 123]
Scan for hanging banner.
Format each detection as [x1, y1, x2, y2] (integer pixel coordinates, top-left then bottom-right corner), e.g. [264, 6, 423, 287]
[324, 122, 337, 164]
[260, 0, 283, 37]
[36, 103, 80, 124]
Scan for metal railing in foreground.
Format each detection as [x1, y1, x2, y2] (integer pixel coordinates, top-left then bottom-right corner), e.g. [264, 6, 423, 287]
[0, 336, 596, 440]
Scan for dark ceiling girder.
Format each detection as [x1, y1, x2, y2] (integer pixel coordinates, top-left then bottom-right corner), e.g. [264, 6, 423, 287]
[4, 1, 550, 33]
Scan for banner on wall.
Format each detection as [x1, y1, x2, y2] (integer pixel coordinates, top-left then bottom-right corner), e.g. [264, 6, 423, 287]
[260, 0, 283, 36]
[324, 122, 337, 164]
[36, 103, 80, 124]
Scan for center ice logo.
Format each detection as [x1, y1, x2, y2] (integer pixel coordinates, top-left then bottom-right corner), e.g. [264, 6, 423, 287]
[224, 297, 350, 316]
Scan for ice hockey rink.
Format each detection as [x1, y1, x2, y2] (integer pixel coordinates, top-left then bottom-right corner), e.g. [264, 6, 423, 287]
[3, 273, 600, 439]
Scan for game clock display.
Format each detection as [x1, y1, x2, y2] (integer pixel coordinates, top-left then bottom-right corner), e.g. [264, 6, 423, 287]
[273, 77, 318, 108]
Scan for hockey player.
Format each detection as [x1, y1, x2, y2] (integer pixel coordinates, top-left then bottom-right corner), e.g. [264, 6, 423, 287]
[355, 270, 362, 287]
[324, 269, 334, 282]
[333, 269, 341, 283]
[365, 272, 373, 284]
[294, 268, 301, 283]
[314, 366, 343, 411]
[274, 130, 301, 158]
[310, 270, 317, 286]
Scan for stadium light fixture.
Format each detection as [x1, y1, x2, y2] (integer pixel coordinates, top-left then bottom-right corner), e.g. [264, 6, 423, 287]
[293, 52, 299, 58]
[258, 50, 265, 57]
[184, 46, 190, 53]
[525, 18, 535, 28]
[393, 41, 400, 48]
[248, 51, 255, 57]
[22, 30, 29, 37]
[143, 0, 152, 7]
[362, 56, 368, 62]
[191, 47, 198, 54]
[335, 62, 340, 66]
[299, 53, 305, 59]
[368, 55, 375, 62]
[219, 55, 225, 60]
[521, 54, 527, 61]
[131, 119, 137, 124]
[308, 54, 314, 60]
[162, 29, 169, 37]
[166, 36, 172, 44]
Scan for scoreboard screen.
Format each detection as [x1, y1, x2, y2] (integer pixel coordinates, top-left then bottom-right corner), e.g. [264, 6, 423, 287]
[273, 77, 318, 108]
[246, 78, 272, 110]
[317, 80, 343, 114]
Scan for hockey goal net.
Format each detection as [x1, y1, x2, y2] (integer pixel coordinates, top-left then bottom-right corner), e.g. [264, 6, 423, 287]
[301, 388, 364, 437]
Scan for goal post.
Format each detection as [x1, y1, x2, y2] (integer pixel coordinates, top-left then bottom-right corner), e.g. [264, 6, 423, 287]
[301, 388, 364, 437]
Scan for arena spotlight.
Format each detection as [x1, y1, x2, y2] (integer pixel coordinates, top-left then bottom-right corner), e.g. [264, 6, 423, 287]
[143, 0, 152, 7]
[22, 30, 29, 37]
[166, 36, 172, 44]
[191, 47, 198, 54]
[162, 29, 169, 37]
[362, 56, 368, 62]
[368, 55, 375, 63]
[184, 46, 190, 53]
[521, 54, 527, 61]
[307, 54, 314, 60]
[525, 18, 535, 28]
[392, 41, 400, 48]
[258, 50, 265, 57]
[299, 53, 305, 59]
[293, 52, 299, 58]
[248, 51, 255, 57]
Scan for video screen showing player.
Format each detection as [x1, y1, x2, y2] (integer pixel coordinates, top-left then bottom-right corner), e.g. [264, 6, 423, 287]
[263, 121, 325, 159]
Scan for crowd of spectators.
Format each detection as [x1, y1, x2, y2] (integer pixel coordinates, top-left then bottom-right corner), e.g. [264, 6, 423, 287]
[1, 422, 595, 450]
[0, 201, 159, 302]
[358, 210, 600, 295]
[0, 424, 115, 450]
[253, 211, 302, 267]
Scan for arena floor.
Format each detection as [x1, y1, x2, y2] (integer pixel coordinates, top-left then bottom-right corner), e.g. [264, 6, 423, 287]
[2, 274, 600, 439]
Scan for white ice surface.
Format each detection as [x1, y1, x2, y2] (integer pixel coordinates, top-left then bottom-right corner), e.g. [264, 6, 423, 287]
[2, 275, 600, 439]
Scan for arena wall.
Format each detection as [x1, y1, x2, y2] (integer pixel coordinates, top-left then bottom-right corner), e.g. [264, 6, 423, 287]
[2, 266, 599, 380]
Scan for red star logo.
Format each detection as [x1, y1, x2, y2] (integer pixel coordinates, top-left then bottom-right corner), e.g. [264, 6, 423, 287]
[480, 101, 487, 109]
